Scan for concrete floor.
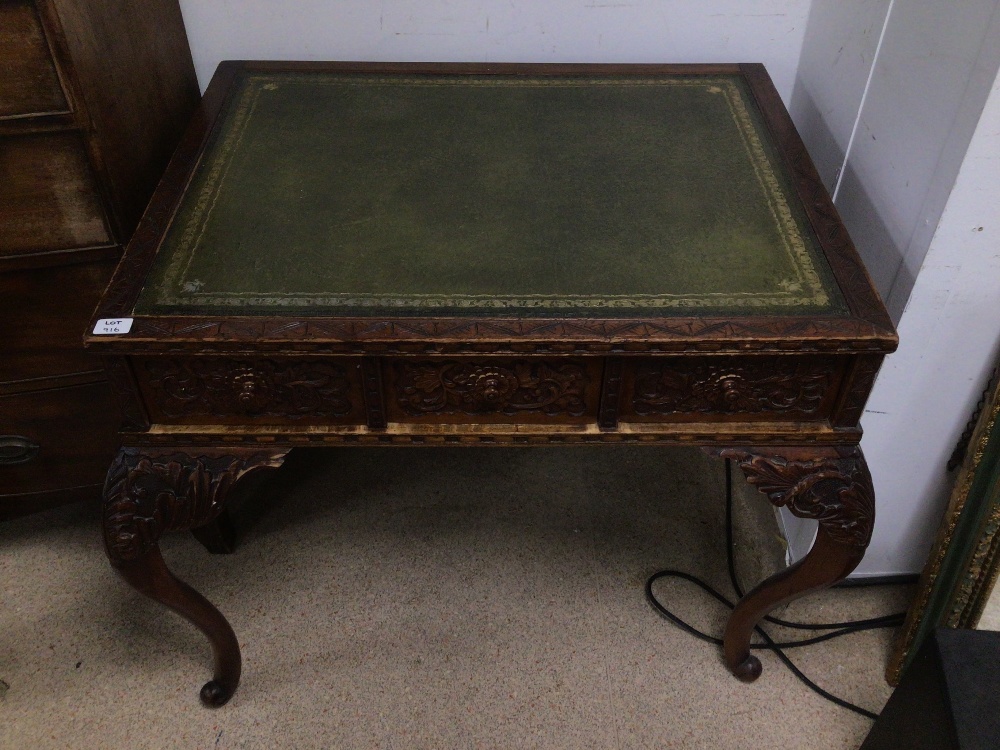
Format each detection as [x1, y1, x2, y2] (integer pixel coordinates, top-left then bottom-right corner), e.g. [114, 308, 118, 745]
[0, 447, 911, 749]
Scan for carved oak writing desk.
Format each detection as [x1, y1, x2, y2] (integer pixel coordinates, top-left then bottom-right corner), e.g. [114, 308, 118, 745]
[85, 61, 897, 707]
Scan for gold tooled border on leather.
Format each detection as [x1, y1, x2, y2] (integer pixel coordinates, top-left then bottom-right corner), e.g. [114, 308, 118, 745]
[147, 73, 834, 312]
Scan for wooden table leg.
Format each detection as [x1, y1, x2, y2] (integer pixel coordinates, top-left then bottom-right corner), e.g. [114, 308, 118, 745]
[102, 447, 287, 706]
[191, 508, 239, 555]
[111, 546, 242, 705]
[718, 446, 875, 682]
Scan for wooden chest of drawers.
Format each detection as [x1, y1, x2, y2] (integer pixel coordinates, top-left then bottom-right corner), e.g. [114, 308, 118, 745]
[0, 0, 199, 519]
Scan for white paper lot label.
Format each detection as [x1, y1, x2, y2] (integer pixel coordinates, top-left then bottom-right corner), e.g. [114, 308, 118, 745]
[92, 318, 133, 335]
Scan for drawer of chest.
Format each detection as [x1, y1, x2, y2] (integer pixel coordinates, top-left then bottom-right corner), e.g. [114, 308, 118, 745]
[0, 0, 69, 119]
[0, 132, 111, 257]
[0, 381, 119, 496]
[618, 355, 847, 423]
[1, 259, 117, 384]
[135, 357, 368, 425]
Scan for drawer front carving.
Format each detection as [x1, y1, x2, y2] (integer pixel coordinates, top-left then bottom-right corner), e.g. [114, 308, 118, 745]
[0, 132, 111, 256]
[0, 1, 68, 119]
[622, 356, 844, 422]
[137, 358, 366, 425]
[386, 358, 602, 424]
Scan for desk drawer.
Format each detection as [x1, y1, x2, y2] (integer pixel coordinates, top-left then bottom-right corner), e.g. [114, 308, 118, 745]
[131, 355, 846, 430]
[135, 357, 367, 425]
[619, 355, 845, 423]
[383, 358, 603, 425]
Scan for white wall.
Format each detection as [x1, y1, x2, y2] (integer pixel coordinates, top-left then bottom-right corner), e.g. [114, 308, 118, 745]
[859, 73, 1000, 575]
[783, 0, 1000, 575]
[840, 1, 1000, 319]
[790, 0, 892, 191]
[176, 0, 812, 101]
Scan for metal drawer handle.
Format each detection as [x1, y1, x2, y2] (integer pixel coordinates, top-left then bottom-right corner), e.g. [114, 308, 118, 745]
[0, 436, 40, 466]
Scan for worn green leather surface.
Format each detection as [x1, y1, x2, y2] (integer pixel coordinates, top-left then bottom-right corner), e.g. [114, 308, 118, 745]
[135, 71, 847, 317]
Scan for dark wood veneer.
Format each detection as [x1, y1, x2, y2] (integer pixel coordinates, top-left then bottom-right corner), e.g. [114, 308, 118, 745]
[386, 358, 600, 424]
[0, 0, 68, 119]
[136, 357, 366, 426]
[0, 380, 119, 510]
[0, 131, 111, 256]
[0, 0, 198, 520]
[621, 355, 846, 423]
[1, 259, 117, 386]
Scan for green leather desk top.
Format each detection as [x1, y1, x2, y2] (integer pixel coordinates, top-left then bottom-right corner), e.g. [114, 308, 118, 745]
[134, 69, 847, 318]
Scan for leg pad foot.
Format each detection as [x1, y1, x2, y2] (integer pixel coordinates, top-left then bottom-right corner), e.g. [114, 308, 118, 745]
[200, 679, 236, 707]
[730, 654, 762, 683]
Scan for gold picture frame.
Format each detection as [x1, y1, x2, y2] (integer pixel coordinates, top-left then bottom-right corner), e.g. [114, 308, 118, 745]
[888, 360, 1000, 683]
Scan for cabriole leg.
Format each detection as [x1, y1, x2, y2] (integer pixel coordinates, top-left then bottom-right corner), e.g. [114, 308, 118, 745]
[718, 446, 875, 681]
[102, 447, 287, 706]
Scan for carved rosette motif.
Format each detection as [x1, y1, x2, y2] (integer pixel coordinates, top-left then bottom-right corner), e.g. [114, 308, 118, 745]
[144, 359, 352, 418]
[397, 361, 587, 416]
[102, 449, 285, 563]
[633, 357, 835, 415]
[721, 448, 875, 547]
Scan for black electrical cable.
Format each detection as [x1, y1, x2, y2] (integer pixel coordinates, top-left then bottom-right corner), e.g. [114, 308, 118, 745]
[645, 459, 906, 721]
